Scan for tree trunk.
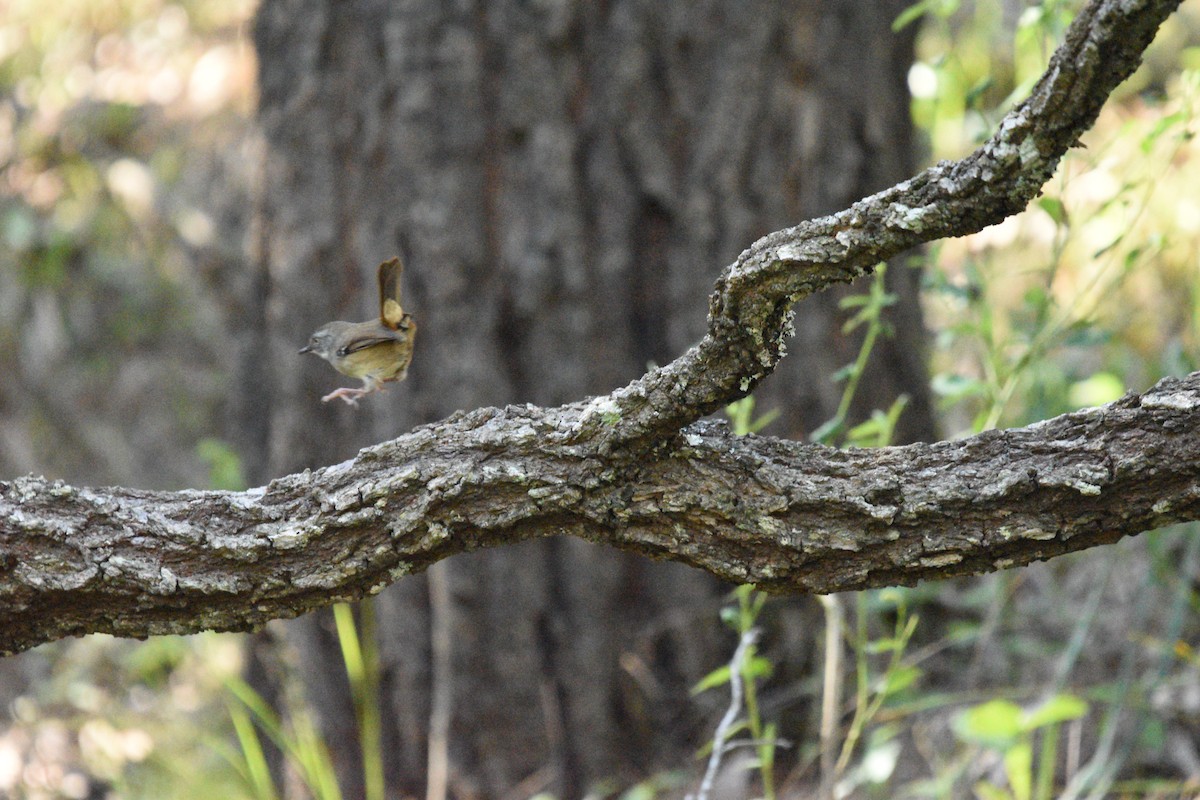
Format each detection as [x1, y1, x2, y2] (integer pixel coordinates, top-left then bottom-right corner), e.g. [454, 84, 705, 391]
[249, 0, 924, 795]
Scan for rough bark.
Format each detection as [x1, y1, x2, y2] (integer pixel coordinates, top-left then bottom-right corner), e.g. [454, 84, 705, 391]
[614, 0, 1185, 444]
[250, 0, 930, 793]
[4, 368, 1200, 656]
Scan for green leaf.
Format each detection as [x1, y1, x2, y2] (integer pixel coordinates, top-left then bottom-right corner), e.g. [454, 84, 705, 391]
[892, 0, 931, 32]
[1004, 740, 1033, 800]
[964, 76, 995, 110]
[1092, 233, 1125, 259]
[809, 418, 844, 446]
[693, 648, 772, 695]
[1139, 718, 1167, 751]
[225, 678, 285, 746]
[871, 587, 912, 610]
[1036, 196, 1068, 227]
[725, 396, 755, 435]
[1141, 109, 1188, 153]
[931, 372, 988, 401]
[749, 589, 768, 618]
[845, 395, 909, 448]
[893, 0, 959, 31]
[1067, 373, 1124, 409]
[1021, 694, 1087, 730]
[845, 415, 886, 447]
[839, 293, 872, 310]
[879, 665, 922, 698]
[620, 784, 657, 800]
[956, 699, 1024, 745]
[197, 438, 248, 491]
[692, 665, 732, 694]
[831, 362, 858, 383]
[741, 654, 774, 681]
[974, 782, 1014, 800]
[726, 396, 779, 435]
[226, 702, 279, 800]
[746, 407, 780, 433]
[333, 603, 366, 684]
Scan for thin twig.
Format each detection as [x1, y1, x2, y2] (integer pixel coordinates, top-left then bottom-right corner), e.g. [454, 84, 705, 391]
[818, 595, 845, 800]
[426, 562, 453, 800]
[691, 628, 761, 800]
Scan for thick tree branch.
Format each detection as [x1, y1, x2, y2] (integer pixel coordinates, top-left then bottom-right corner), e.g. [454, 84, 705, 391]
[4, 373, 1200, 655]
[0, 0, 1189, 654]
[614, 0, 1182, 442]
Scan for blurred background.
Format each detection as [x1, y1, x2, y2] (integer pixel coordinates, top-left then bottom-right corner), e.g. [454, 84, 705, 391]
[1, 0, 1199, 797]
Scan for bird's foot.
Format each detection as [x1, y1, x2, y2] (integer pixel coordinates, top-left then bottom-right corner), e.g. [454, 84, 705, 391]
[322, 387, 369, 405]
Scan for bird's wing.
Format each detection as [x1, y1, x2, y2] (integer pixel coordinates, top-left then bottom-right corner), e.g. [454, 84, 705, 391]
[337, 331, 403, 356]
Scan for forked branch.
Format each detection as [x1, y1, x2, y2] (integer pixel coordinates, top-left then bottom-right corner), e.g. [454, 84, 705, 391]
[0, 0, 1189, 655]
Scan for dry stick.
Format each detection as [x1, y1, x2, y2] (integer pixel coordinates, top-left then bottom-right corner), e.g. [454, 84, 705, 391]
[426, 562, 453, 800]
[818, 595, 844, 800]
[691, 628, 761, 800]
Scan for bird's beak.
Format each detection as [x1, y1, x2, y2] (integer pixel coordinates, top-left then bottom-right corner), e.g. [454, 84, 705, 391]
[299, 345, 313, 355]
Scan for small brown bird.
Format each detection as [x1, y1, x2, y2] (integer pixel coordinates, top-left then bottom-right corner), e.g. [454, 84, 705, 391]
[299, 256, 417, 405]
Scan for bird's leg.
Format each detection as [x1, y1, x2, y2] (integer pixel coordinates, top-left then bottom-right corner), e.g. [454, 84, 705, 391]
[321, 387, 366, 405]
[321, 377, 384, 405]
